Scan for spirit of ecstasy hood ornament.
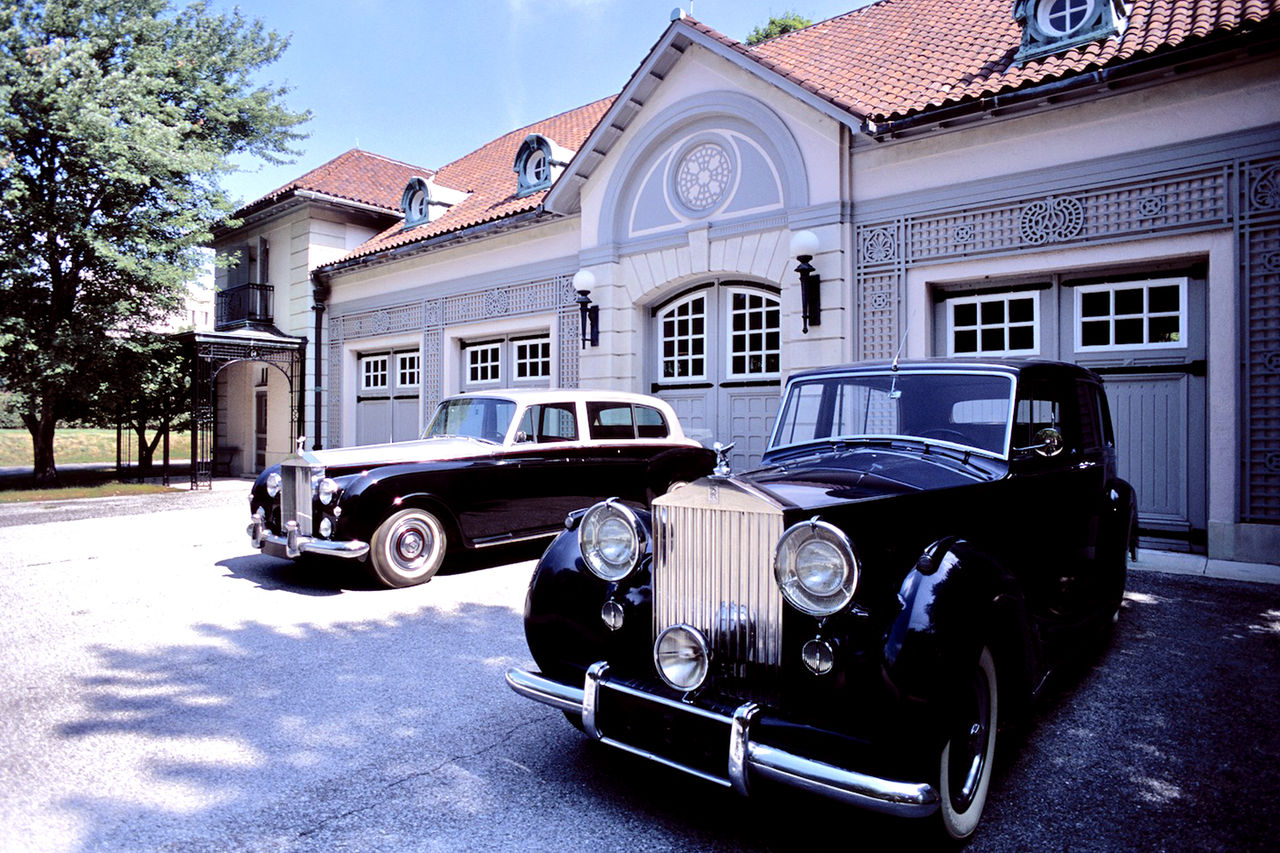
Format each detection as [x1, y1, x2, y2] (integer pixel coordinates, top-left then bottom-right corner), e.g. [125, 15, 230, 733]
[296, 435, 307, 454]
[712, 441, 735, 477]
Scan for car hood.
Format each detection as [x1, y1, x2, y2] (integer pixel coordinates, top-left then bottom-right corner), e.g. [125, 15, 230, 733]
[304, 438, 494, 470]
[743, 445, 997, 511]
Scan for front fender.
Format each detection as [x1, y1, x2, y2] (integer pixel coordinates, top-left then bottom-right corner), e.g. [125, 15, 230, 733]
[882, 540, 1029, 723]
[524, 508, 656, 684]
[333, 470, 460, 545]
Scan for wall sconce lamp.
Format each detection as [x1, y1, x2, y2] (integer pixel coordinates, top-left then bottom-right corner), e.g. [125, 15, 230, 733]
[790, 230, 821, 334]
[573, 269, 600, 348]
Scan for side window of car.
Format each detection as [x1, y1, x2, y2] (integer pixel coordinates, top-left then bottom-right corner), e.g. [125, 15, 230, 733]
[635, 405, 669, 439]
[1075, 381, 1105, 453]
[539, 403, 578, 442]
[587, 402, 637, 440]
[1014, 383, 1082, 456]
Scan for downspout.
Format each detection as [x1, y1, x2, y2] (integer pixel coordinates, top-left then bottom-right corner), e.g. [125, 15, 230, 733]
[311, 271, 331, 450]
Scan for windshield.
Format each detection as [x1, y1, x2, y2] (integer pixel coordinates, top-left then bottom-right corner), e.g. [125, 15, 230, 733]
[423, 397, 517, 444]
[769, 371, 1015, 457]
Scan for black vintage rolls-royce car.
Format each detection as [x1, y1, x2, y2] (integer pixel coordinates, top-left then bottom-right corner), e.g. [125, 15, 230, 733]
[247, 390, 714, 588]
[506, 359, 1137, 842]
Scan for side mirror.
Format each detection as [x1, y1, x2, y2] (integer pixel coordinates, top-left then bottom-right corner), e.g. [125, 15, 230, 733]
[1016, 427, 1064, 458]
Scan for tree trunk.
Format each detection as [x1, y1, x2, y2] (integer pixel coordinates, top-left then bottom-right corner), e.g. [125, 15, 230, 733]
[23, 407, 59, 487]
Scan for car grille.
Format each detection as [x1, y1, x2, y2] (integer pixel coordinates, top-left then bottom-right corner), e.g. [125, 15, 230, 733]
[651, 479, 786, 674]
[280, 459, 318, 536]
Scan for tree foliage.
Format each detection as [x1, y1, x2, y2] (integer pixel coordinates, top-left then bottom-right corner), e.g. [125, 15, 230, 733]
[0, 0, 308, 484]
[746, 11, 813, 45]
[93, 332, 191, 473]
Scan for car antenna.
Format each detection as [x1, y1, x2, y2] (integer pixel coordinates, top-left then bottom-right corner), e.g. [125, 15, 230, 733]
[889, 321, 908, 398]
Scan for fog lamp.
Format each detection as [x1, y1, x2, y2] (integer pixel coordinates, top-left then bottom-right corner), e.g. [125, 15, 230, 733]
[318, 517, 333, 539]
[601, 600, 625, 632]
[654, 624, 710, 692]
[802, 638, 836, 675]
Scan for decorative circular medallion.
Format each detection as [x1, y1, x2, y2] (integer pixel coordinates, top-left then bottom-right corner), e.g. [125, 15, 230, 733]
[1251, 166, 1280, 211]
[869, 291, 891, 310]
[953, 223, 976, 245]
[1263, 253, 1280, 273]
[1138, 195, 1167, 218]
[861, 228, 897, 264]
[1019, 196, 1085, 245]
[1267, 452, 1280, 473]
[485, 288, 510, 317]
[372, 312, 390, 334]
[1264, 351, 1280, 372]
[675, 143, 732, 212]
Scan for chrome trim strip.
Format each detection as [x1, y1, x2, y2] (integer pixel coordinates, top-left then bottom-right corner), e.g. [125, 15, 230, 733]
[504, 667, 585, 714]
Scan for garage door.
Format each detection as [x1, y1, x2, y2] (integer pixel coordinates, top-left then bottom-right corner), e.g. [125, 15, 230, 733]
[356, 349, 422, 445]
[460, 333, 553, 392]
[651, 283, 781, 472]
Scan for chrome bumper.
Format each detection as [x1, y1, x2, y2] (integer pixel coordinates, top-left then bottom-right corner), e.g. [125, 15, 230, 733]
[505, 663, 940, 817]
[247, 515, 369, 560]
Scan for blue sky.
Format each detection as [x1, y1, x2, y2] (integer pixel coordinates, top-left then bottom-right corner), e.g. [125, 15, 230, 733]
[211, 0, 875, 207]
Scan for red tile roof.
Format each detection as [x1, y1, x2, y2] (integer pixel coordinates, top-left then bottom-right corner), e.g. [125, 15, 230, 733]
[241, 149, 433, 215]
[339, 97, 615, 262]
[743, 0, 1278, 122]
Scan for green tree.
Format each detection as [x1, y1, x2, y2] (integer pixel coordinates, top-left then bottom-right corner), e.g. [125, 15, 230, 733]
[746, 11, 813, 45]
[0, 0, 307, 485]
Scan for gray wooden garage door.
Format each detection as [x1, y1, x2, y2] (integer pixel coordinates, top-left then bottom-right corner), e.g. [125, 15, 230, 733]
[356, 349, 422, 445]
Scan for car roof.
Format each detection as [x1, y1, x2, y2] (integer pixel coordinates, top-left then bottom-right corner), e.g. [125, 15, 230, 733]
[785, 358, 1101, 384]
[440, 388, 674, 407]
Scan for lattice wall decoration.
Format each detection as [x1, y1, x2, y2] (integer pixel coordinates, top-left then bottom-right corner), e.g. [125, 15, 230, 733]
[853, 151, 1279, 524]
[1242, 156, 1280, 523]
[325, 274, 578, 446]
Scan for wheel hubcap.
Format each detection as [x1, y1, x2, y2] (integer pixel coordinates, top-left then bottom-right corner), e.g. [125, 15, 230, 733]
[396, 528, 427, 562]
[950, 670, 991, 811]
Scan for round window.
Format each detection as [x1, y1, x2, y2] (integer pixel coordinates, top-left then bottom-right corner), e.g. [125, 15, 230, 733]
[1037, 0, 1095, 36]
[524, 148, 549, 185]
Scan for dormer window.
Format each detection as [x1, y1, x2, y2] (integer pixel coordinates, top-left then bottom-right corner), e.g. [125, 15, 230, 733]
[1014, 0, 1128, 64]
[514, 134, 573, 198]
[400, 176, 469, 229]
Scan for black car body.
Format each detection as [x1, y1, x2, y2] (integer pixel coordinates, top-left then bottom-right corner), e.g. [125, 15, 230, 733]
[506, 359, 1137, 841]
[248, 390, 714, 588]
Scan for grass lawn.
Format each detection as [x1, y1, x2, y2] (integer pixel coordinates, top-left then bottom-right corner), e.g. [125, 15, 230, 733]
[0, 428, 192, 468]
[0, 482, 173, 502]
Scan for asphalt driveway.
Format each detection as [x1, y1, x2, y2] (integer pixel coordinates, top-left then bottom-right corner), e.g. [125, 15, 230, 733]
[0, 485, 1276, 851]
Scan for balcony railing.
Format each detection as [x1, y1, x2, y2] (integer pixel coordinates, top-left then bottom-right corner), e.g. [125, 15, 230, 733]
[215, 282, 273, 331]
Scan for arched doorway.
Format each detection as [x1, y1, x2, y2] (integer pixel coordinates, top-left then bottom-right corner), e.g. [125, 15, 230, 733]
[182, 329, 306, 489]
[649, 281, 781, 471]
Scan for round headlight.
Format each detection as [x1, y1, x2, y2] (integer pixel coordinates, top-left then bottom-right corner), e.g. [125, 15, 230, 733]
[654, 624, 710, 691]
[265, 471, 282, 498]
[579, 499, 643, 582]
[317, 478, 340, 506]
[775, 518, 858, 616]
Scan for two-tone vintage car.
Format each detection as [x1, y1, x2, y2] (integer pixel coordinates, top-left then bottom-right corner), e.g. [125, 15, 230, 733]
[507, 359, 1136, 842]
[248, 390, 714, 588]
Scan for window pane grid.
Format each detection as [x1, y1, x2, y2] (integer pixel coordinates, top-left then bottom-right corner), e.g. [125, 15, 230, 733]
[1075, 279, 1185, 351]
[660, 296, 707, 380]
[396, 352, 420, 388]
[361, 356, 388, 390]
[728, 291, 781, 377]
[515, 338, 551, 380]
[948, 292, 1039, 357]
[467, 343, 501, 384]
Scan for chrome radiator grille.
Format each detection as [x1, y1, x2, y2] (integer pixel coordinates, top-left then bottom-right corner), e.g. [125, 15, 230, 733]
[652, 481, 786, 671]
[280, 460, 317, 536]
